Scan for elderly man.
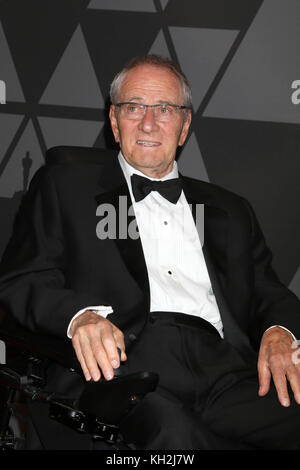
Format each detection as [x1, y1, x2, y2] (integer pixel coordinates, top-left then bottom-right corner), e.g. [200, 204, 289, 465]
[1, 55, 300, 450]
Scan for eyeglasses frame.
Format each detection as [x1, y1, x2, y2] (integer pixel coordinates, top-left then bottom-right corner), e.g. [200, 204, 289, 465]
[114, 102, 191, 121]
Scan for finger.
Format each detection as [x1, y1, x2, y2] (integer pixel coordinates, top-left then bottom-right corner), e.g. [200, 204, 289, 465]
[257, 357, 271, 396]
[101, 328, 122, 371]
[271, 367, 290, 407]
[286, 365, 300, 405]
[113, 327, 127, 362]
[72, 338, 92, 381]
[79, 335, 103, 382]
[90, 335, 115, 381]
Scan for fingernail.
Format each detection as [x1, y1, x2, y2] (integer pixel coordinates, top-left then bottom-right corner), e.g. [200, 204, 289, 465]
[111, 359, 119, 368]
[105, 371, 114, 380]
[296, 394, 300, 405]
[92, 373, 100, 381]
[282, 398, 290, 407]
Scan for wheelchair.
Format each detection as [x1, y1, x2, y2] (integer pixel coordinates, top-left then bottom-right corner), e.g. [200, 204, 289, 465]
[0, 145, 159, 450]
[0, 305, 158, 450]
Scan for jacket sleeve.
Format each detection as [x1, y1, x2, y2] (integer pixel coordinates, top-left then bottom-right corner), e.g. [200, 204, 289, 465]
[0, 165, 104, 339]
[244, 198, 300, 343]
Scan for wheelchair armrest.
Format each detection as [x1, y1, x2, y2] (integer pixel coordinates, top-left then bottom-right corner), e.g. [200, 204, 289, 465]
[78, 371, 159, 425]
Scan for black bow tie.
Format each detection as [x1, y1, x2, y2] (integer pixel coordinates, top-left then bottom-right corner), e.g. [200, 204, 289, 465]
[131, 173, 182, 204]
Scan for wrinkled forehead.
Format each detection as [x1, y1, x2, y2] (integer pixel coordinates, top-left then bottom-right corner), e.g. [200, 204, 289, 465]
[119, 64, 183, 103]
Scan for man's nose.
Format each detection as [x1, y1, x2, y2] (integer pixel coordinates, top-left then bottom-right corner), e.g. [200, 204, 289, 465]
[138, 107, 159, 132]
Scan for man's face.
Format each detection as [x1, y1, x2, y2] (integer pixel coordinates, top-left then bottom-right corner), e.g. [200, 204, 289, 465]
[109, 64, 191, 178]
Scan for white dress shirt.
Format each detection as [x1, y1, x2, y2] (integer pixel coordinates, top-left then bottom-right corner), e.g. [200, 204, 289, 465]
[67, 152, 293, 341]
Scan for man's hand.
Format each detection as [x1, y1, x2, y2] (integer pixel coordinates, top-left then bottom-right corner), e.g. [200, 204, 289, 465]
[70, 310, 127, 382]
[258, 326, 300, 407]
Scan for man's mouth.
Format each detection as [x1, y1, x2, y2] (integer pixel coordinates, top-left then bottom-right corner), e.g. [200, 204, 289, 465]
[136, 140, 161, 147]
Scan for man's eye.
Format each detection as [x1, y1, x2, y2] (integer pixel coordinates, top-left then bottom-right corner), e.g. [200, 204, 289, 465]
[159, 106, 171, 114]
[127, 105, 139, 113]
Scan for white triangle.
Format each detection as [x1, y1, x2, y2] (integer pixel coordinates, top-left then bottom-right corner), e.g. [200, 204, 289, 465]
[149, 29, 171, 58]
[0, 114, 24, 165]
[169, 27, 238, 111]
[88, 0, 156, 12]
[0, 21, 25, 102]
[40, 26, 104, 108]
[177, 133, 209, 182]
[0, 120, 44, 198]
[289, 266, 300, 300]
[38, 116, 103, 149]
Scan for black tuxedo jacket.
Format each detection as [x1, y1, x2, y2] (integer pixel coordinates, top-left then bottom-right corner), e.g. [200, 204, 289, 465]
[0, 150, 300, 362]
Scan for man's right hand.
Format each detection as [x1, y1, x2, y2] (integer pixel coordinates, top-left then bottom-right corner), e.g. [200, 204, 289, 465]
[69, 310, 127, 382]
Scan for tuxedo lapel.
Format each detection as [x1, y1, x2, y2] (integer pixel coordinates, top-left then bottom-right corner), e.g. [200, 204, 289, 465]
[181, 176, 256, 360]
[181, 176, 228, 280]
[95, 159, 150, 300]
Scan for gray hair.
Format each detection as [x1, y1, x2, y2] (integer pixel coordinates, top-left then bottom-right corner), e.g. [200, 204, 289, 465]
[109, 54, 192, 109]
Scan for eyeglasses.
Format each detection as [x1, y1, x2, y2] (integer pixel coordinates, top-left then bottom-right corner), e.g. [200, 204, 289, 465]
[114, 102, 191, 122]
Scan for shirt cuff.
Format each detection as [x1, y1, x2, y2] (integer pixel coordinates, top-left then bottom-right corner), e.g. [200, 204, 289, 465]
[265, 325, 296, 342]
[67, 305, 114, 338]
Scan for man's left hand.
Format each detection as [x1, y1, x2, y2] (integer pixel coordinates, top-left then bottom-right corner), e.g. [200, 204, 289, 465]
[258, 326, 300, 407]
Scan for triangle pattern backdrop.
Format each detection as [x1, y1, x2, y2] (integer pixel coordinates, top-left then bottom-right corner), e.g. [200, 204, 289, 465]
[0, 114, 24, 166]
[0, 21, 25, 102]
[170, 27, 238, 111]
[38, 117, 103, 149]
[88, 0, 156, 12]
[0, 120, 44, 198]
[40, 26, 105, 108]
[204, 0, 300, 124]
[0, 0, 299, 290]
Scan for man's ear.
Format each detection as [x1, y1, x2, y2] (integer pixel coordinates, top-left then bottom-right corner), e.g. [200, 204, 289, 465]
[109, 105, 120, 143]
[178, 110, 192, 147]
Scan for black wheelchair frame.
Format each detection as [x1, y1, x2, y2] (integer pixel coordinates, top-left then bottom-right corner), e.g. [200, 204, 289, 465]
[0, 308, 159, 450]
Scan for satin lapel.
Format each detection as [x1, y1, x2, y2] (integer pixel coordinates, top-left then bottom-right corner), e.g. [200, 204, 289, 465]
[203, 242, 256, 359]
[95, 162, 150, 298]
[181, 176, 255, 359]
[181, 176, 228, 282]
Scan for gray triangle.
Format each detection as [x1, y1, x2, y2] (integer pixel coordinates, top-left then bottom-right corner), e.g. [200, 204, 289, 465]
[289, 266, 300, 300]
[38, 117, 103, 148]
[0, 21, 25, 102]
[0, 120, 44, 198]
[88, 0, 156, 12]
[0, 114, 24, 165]
[204, 0, 300, 124]
[160, 0, 169, 9]
[148, 29, 171, 58]
[177, 133, 209, 182]
[169, 27, 238, 111]
[40, 26, 104, 108]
